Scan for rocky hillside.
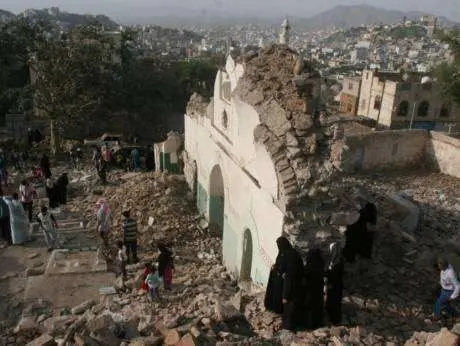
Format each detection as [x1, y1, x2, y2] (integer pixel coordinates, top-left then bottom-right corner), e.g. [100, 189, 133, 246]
[1, 7, 118, 29]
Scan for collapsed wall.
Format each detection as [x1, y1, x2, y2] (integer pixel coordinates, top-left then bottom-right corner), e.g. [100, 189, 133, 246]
[232, 44, 361, 250]
[185, 44, 433, 253]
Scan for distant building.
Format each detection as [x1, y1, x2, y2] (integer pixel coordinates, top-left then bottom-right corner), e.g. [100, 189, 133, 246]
[420, 15, 437, 37]
[339, 77, 361, 116]
[357, 69, 460, 130]
[351, 41, 370, 64]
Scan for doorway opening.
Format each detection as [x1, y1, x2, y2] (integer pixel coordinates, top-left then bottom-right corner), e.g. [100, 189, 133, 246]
[209, 165, 224, 237]
[240, 228, 253, 282]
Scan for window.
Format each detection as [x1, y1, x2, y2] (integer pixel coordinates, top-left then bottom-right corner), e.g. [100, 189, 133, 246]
[222, 110, 228, 129]
[373, 95, 382, 110]
[366, 72, 369, 80]
[397, 101, 409, 117]
[440, 105, 450, 118]
[348, 82, 353, 90]
[417, 101, 430, 117]
[221, 82, 231, 101]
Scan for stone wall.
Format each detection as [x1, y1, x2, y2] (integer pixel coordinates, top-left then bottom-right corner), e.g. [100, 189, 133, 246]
[332, 130, 429, 173]
[428, 131, 460, 179]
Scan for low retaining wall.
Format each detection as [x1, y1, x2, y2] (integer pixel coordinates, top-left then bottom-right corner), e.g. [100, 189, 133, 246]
[333, 129, 429, 173]
[428, 132, 460, 179]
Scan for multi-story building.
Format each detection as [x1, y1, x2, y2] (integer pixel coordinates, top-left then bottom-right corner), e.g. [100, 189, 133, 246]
[339, 77, 361, 116]
[357, 69, 459, 130]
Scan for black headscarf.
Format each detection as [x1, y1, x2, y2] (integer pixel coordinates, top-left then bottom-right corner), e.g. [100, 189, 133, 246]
[276, 236, 292, 253]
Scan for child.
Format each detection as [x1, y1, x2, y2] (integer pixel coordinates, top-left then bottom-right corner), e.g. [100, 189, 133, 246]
[145, 264, 162, 301]
[158, 243, 174, 290]
[37, 206, 58, 252]
[140, 262, 152, 291]
[117, 240, 128, 280]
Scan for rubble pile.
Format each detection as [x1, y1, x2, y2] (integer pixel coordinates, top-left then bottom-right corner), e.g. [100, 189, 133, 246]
[71, 171, 200, 250]
[405, 324, 460, 345]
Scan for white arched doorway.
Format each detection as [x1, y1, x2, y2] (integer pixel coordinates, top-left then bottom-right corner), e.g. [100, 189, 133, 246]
[209, 165, 224, 237]
[240, 228, 253, 282]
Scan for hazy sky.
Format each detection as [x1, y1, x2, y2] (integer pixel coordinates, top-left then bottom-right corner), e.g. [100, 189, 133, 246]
[1, 0, 459, 21]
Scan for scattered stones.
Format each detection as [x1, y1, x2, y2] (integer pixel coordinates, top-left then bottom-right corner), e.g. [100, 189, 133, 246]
[71, 300, 96, 315]
[25, 268, 45, 277]
[164, 329, 181, 345]
[25, 333, 57, 346]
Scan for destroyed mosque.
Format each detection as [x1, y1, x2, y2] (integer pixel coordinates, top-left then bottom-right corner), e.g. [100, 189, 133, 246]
[182, 42, 460, 287]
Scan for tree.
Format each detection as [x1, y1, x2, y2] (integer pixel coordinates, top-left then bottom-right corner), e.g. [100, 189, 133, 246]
[31, 23, 117, 154]
[436, 29, 460, 107]
[0, 18, 47, 122]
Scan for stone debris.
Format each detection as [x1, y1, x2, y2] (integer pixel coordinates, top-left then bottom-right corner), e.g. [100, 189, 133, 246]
[1, 161, 460, 346]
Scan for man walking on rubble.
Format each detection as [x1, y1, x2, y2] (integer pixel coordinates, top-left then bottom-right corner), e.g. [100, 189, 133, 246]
[433, 257, 460, 321]
[122, 210, 139, 264]
[37, 206, 59, 252]
[96, 199, 111, 247]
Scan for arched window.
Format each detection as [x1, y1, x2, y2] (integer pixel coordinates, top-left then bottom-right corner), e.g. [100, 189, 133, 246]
[417, 101, 429, 117]
[440, 105, 450, 118]
[397, 100, 409, 116]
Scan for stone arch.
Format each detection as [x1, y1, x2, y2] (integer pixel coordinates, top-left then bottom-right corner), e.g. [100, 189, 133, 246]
[209, 164, 225, 237]
[417, 101, 429, 117]
[253, 124, 298, 207]
[240, 228, 253, 281]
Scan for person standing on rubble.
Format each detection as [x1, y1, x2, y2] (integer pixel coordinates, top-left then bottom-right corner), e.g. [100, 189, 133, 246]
[96, 199, 111, 247]
[56, 173, 69, 205]
[131, 148, 140, 171]
[45, 176, 58, 209]
[40, 153, 52, 178]
[122, 210, 139, 264]
[19, 179, 37, 222]
[433, 257, 460, 321]
[158, 243, 174, 290]
[37, 206, 59, 252]
[265, 236, 304, 331]
[265, 236, 290, 314]
[279, 237, 304, 331]
[303, 248, 325, 330]
[325, 242, 344, 326]
[343, 202, 377, 263]
[92, 146, 101, 171]
[145, 145, 155, 171]
[145, 264, 162, 301]
[116, 240, 128, 280]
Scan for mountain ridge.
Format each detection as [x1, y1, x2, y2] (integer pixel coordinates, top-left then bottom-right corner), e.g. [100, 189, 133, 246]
[0, 7, 118, 29]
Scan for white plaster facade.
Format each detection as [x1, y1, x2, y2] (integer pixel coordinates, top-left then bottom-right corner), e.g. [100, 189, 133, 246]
[184, 56, 285, 286]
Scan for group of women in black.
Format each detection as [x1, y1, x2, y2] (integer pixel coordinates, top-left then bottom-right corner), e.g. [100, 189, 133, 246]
[264, 202, 377, 331]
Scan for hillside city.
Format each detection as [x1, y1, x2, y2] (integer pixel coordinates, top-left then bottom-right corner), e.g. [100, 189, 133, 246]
[0, 4, 459, 346]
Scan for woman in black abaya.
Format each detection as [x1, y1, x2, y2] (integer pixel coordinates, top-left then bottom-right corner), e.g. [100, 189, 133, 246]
[303, 248, 325, 330]
[264, 236, 304, 331]
[325, 242, 344, 325]
[264, 237, 290, 314]
[343, 202, 377, 263]
[281, 239, 304, 330]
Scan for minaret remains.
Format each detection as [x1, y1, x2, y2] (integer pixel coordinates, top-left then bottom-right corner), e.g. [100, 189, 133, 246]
[279, 18, 290, 45]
